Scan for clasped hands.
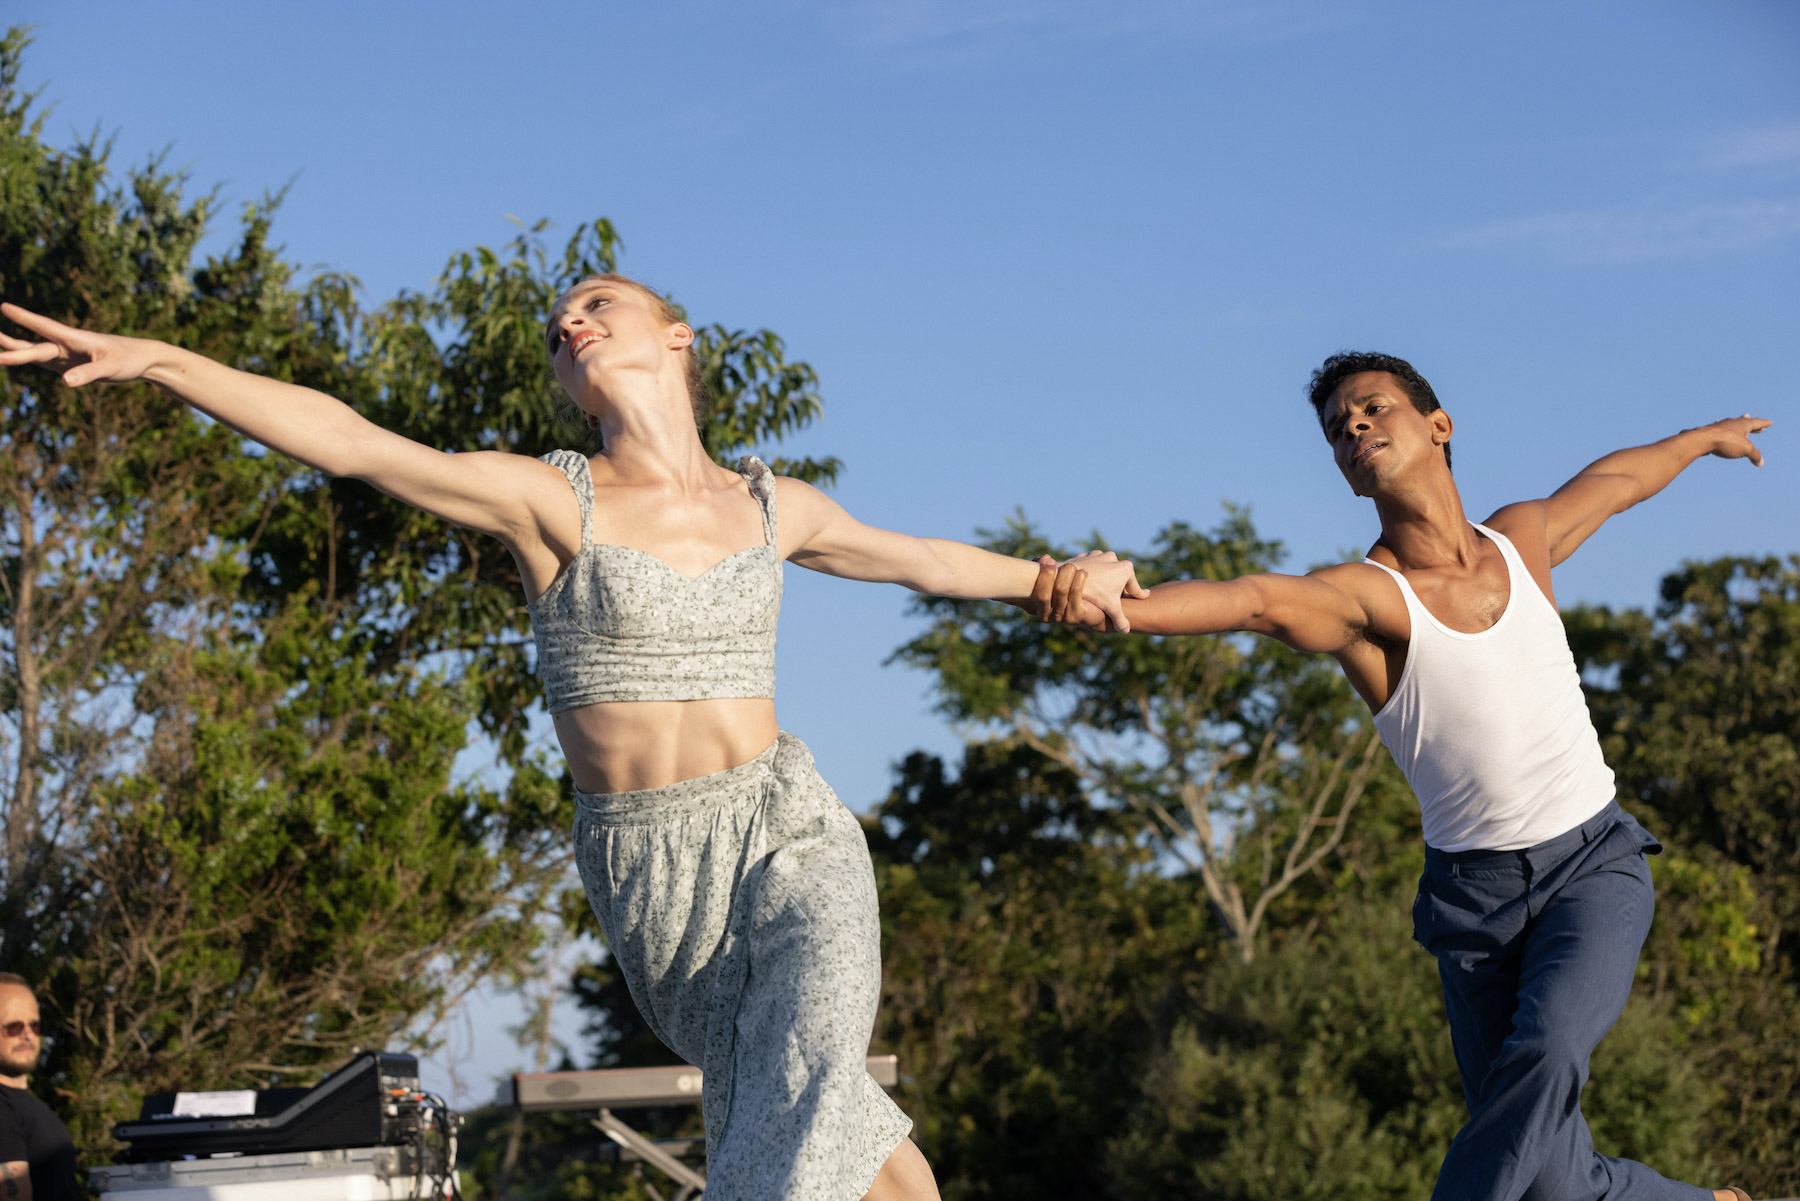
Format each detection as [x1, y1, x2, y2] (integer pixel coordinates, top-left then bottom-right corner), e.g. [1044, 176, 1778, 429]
[1023, 550, 1147, 633]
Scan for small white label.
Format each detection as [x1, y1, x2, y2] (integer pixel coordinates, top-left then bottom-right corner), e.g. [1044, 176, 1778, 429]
[171, 1090, 257, 1118]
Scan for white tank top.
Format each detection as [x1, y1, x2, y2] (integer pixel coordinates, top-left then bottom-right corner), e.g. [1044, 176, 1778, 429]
[1363, 524, 1615, 852]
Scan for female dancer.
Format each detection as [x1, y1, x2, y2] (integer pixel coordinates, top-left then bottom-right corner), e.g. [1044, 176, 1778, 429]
[0, 280, 1142, 1201]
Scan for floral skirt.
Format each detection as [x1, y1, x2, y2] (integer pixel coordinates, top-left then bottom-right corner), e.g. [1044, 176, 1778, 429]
[574, 732, 911, 1200]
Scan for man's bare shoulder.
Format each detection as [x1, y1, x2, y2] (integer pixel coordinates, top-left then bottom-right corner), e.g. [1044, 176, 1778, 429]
[1482, 499, 1549, 546]
[1483, 499, 1559, 568]
[1306, 559, 1395, 601]
[1481, 499, 1562, 599]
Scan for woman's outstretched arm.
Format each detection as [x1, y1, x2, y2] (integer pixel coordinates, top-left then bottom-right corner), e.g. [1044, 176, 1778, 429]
[0, 303, 559, 543]
[774, 477, 1149, 631]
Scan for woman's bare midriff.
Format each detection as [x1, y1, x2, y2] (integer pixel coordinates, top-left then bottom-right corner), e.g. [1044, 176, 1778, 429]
[552, 697, 782, 794]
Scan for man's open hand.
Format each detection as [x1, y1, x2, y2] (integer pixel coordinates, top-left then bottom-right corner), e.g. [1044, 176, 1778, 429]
[1692, 414, 1772, 467]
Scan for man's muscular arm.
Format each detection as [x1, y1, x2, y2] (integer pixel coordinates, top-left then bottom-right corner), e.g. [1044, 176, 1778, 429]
[1, 1160, 31, 1200]
[1034, 556, 1367, 654]
[1499, 415, 1770, 566]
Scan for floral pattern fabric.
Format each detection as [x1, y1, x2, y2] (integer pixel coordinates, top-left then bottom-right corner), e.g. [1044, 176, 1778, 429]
[573, 734, 912, 1200]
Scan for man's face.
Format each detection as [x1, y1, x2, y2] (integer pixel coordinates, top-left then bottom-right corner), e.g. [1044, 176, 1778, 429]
[0, 987, 41, 1080]
[1319, 371, 1451, 496]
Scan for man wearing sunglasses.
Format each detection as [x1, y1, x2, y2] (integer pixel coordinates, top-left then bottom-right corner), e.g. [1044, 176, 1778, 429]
[0, 975, 75, 1201]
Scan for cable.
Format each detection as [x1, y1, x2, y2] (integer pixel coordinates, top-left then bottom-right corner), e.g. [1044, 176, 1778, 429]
[393, 1089, 460, 1199]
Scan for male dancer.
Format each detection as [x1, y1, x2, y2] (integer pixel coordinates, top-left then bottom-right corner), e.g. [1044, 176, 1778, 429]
[1034, 351, 1767, 1201]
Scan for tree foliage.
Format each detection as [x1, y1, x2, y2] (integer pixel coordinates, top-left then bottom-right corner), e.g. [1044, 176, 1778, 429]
[1107, 878, 1712, 1201]
[892, 510, 1404, 961]
[867, 740, 1210, 1198]
[1569, 555, 1800, 943]
[1569, 555, 1800, 1193]
[850, 734, 1728, 1201]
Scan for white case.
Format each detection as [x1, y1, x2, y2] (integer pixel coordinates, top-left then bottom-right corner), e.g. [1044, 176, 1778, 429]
[88, 1146, 440, 1199]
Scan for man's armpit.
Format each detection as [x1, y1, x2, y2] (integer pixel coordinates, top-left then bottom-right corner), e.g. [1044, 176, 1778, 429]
[1349, 612, 1402, 655]
[1296, 565, 1386, 652]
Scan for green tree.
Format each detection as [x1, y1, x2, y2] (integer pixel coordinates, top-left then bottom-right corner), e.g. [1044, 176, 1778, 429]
[1569, 555, 1800, 1196]
[867, 739, 1212, 1199]
[1569, 555, 1800, 949]
[892, 511, 1401, 962]
[861, 733, 1732, 1201]
[1108, 874, 1713, 1201]
[0, 25, 833, 1159]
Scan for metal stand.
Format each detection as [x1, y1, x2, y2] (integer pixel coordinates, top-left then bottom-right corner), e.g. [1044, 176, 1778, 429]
[592, 1109, 704, 1201]
[509, 1055, 902, 1201]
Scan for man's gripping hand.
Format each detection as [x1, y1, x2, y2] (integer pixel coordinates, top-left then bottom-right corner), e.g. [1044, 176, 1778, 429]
[1027, 550, 1148, 632]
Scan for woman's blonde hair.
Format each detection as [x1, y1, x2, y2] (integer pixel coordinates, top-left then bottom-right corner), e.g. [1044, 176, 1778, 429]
[551, 273, 708, 443]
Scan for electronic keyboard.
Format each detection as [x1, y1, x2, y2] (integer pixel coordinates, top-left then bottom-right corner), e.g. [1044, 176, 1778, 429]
[112, 1051, 421, 1161]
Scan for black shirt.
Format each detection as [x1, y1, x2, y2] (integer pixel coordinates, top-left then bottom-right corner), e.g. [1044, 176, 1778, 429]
[0, 1085, 77, 1201]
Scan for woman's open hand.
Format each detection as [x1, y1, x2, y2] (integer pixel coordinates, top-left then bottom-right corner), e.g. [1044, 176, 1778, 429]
[0, 303, 165, 386]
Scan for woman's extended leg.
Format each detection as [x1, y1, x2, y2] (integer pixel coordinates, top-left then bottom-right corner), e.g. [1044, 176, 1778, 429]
[573, 736, 917, 1201]
[704, 734, 916, 1199]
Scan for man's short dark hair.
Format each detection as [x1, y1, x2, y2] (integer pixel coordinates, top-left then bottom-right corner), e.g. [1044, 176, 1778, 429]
[1306, 351, 1450, 471]
[0, 974, 29, 993]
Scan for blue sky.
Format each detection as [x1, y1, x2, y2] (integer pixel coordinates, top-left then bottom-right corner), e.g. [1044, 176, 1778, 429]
[11, 0, 1796, 1100]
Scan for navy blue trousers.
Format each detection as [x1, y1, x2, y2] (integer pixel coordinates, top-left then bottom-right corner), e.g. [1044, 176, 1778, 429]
[1414, 801, 1711, 1201]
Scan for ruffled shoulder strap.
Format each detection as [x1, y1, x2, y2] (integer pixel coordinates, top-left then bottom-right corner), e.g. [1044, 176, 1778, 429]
[736, 456, 778, 547]
[539, 450, 594, 544]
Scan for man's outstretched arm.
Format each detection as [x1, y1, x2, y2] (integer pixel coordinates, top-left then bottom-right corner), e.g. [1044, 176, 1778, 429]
[1501, 415, 1771, 566]
[1032, 555, 1366, 654]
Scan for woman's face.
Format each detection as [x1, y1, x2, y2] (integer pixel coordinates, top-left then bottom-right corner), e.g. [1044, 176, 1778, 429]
[545, 280, 691, 402]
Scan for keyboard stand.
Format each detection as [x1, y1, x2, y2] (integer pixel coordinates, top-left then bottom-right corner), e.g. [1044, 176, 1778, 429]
[508, 1054, 902, 1200]
[593, 1109, 705, 1200]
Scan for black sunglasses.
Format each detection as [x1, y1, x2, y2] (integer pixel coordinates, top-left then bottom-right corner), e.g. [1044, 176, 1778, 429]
[1, 1021, 40, 1038]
